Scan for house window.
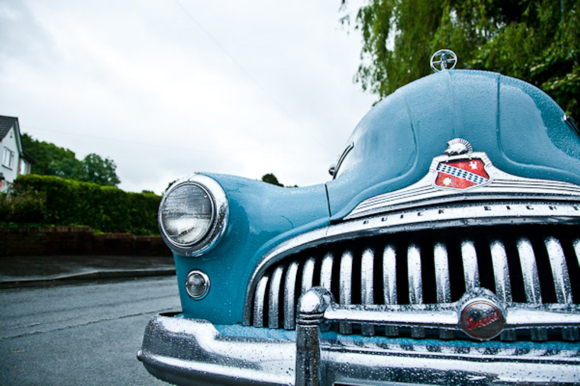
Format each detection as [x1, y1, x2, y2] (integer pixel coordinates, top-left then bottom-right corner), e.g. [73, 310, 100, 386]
[2, 148, 15, 168]
[20, 159, 29, 175]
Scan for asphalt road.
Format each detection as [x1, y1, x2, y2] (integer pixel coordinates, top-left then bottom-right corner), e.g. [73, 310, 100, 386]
[0, 277, 181, 385]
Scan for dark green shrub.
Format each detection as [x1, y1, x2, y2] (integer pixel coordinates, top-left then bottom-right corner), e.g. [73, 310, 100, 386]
[0, 187, 46, 223]
[12, 175, 161, 235]
[0, 192, 12, 222]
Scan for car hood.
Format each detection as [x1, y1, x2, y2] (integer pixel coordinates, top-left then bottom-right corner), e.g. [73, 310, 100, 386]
[326, 70, 580, 220]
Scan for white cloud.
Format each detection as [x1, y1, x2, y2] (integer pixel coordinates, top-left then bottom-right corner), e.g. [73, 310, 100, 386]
[0, 0, 375, 194]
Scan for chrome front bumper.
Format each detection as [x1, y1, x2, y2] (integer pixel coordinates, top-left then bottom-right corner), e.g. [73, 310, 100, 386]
[139, 289, 580, 385]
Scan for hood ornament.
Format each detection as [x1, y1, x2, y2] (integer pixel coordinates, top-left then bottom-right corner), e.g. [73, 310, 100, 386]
[431, 49, 457, 72]
[444, 138, 473, 156]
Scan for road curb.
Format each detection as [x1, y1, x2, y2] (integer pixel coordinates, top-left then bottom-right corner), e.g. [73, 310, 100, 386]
[0, 268, 176, 289]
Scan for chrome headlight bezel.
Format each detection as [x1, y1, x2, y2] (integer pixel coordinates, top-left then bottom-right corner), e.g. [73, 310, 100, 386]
[159, 174, 229, 257]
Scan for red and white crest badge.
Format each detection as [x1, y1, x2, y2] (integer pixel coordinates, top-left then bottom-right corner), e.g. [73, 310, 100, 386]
[434, 139, 491, 190]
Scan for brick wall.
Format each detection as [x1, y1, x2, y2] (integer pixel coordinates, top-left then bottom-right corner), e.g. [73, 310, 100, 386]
[0, 226, 171, 257]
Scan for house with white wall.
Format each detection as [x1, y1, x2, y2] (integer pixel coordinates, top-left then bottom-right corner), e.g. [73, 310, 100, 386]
[1, 116, 35, 192]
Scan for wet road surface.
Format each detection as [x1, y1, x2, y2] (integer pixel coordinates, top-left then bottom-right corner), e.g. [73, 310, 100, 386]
[0, 277, 180, 385]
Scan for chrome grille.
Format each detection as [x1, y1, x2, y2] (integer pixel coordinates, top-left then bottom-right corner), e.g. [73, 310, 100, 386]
[248, 225, 580, 341]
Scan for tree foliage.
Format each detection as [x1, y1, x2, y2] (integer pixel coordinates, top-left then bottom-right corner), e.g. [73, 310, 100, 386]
[261, 173, 284, 187]
[341, 0, 579, 118]
[81, 153, 120, 187]
[21, 133, 83, 178]
[22, 134, 121, 186]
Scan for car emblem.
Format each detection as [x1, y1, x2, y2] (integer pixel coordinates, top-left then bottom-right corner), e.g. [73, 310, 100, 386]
[458, 289, 505, 341]
[434, 139, 491, 190]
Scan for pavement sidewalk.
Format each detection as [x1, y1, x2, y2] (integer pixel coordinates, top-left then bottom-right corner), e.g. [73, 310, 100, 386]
[0, 255, 175, 288]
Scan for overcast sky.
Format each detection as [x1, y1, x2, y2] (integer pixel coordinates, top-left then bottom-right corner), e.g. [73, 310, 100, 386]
[0, 0, 375, 194]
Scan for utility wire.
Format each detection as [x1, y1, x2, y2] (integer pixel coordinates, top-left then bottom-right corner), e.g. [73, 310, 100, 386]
[171, 0, 299, 125]
[21, 125, 216, 155]
[21, 124, 330, 161]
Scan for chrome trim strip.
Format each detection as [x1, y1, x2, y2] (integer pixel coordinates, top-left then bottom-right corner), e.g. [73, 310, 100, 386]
[301, 257, 315, 293]
[268, 266, 284, 329]
[517, 238, 547, 341]
[253, 275, 269, 328]
[323, 301, 580, 330]
[461, 240, 480, 290]
[407, 244, 425, 338]
[339, 251, 353, 334]
[284, 261, 299, 330]
[244, 202, 580, 326]
[320, 252, 333, 290]
[346, 153, 580, 220]
[382, 245, 398, 337]
[361, 248, 375, 336]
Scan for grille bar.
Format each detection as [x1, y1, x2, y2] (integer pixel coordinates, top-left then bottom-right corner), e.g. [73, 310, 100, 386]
[339, 251, 353, 334]
[320, 252, 333, 290]
[283, 261, 299, 329]
[253, 275, 269, 328]
[489, 239, 516, 341]
[383, 245, 398, 337]
[545, 237, 572, 305]
[361, 248, 375, 336]
[434, 242, 453, 339]
[545, 237, 578, 341]
[408, 244, 425, 338]
[250, 225, 580, 342]
[302, 257, 315, 293]
[268, 266, 283, 328]
[517, 238, 547, 341]
[461, 240, 480, 289]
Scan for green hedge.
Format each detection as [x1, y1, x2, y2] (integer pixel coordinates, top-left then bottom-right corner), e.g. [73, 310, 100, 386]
[2, 174, 161, 235]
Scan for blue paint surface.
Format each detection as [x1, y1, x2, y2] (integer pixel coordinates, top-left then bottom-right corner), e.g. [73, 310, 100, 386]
[326, 70, 580, 219]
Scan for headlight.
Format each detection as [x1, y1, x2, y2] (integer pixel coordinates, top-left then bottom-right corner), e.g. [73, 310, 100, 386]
[159, 175, 229, 256]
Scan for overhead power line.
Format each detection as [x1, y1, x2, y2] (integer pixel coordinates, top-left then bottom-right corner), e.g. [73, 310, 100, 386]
[21, 125, 215, 154]
[171, 0, 299, 125]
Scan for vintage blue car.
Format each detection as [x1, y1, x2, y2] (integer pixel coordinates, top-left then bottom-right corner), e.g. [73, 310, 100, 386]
[139, 50, 580, 385]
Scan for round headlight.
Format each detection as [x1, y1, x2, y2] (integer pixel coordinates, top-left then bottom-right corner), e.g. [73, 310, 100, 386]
[159, 175, 228, 256]
[161, 183, 213, 246]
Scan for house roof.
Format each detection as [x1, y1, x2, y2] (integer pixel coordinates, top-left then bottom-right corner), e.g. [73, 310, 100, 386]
[0, 115, 19, 141]
[0, 115, 23, 154]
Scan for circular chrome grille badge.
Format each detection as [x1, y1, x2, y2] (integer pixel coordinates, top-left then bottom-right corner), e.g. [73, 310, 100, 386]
[458, 289, 505, 341]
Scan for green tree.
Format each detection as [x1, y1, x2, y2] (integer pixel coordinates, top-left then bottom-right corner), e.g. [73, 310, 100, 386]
[21, 133, 84, 179]
[163, 179, 178, 195]
[79, 153, 120, 187]
[21, 134, 121, 187]
[341, 0, 579, 118]
[261, 173, 284, 187]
